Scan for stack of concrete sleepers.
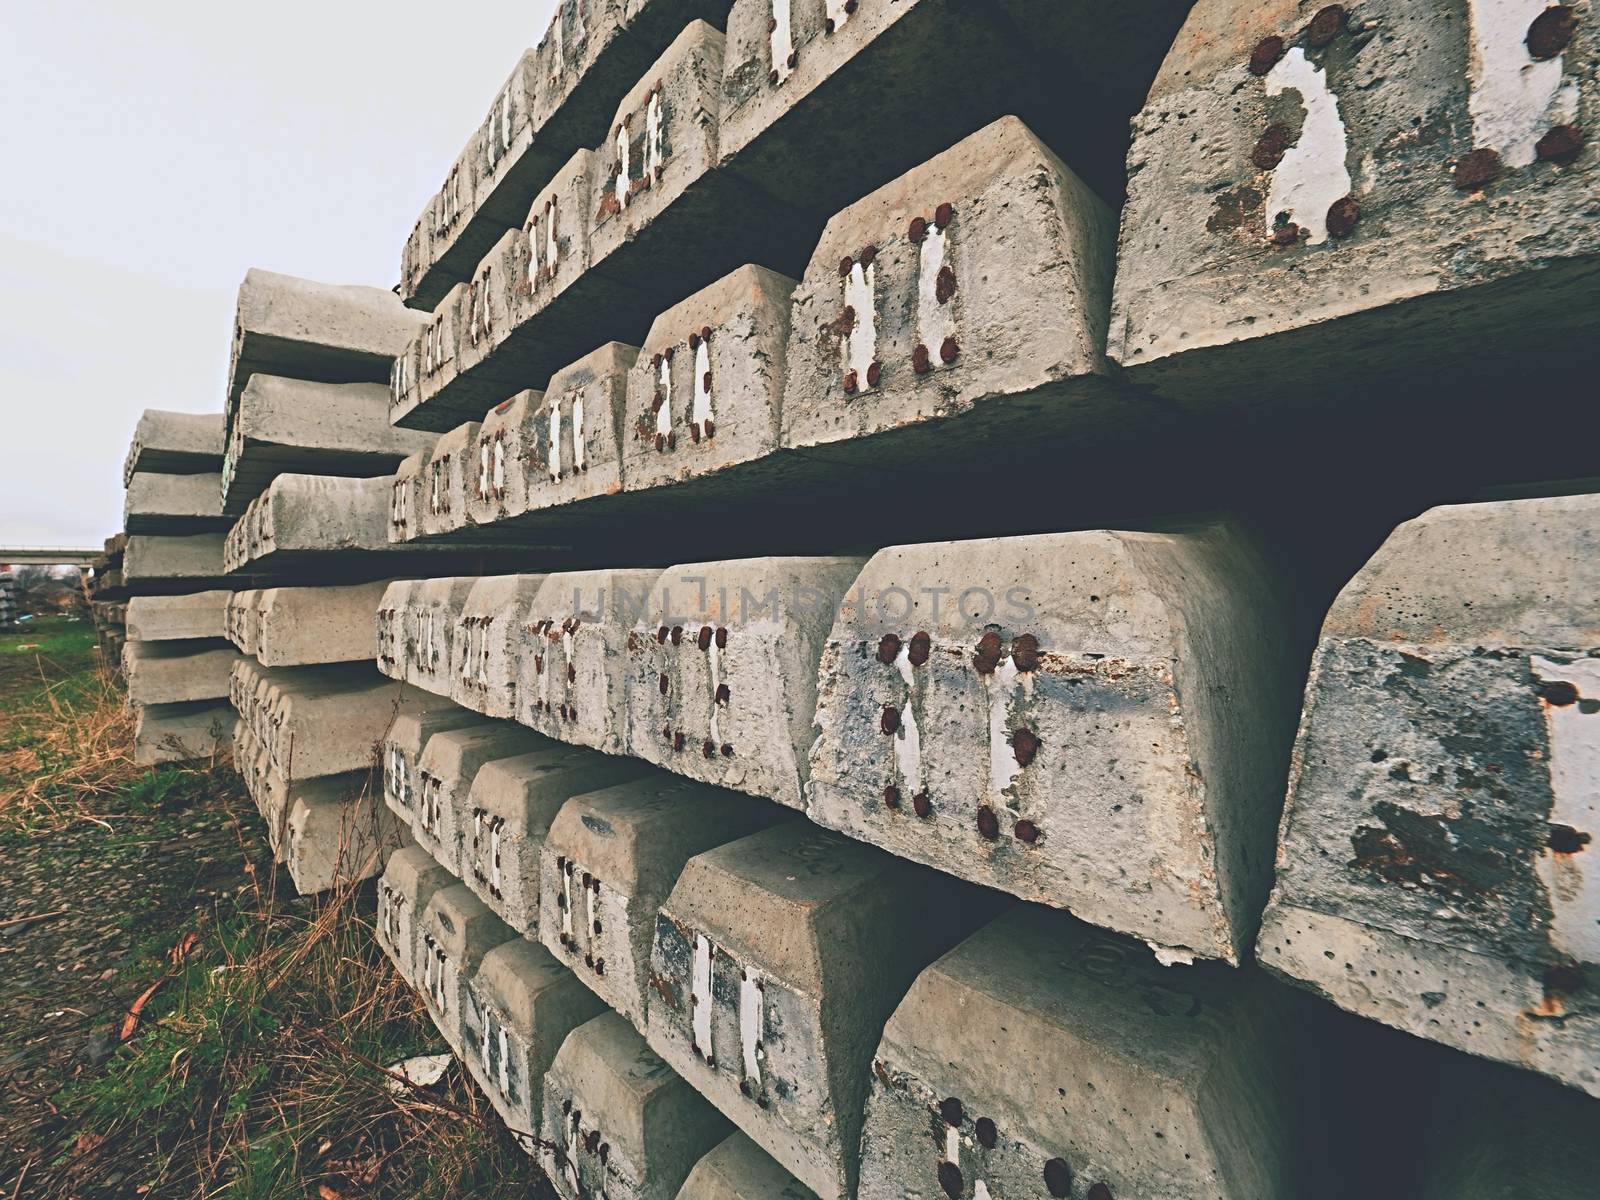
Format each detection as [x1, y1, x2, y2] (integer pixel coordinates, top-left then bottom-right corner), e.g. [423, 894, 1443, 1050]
[0, 570, 17, 631]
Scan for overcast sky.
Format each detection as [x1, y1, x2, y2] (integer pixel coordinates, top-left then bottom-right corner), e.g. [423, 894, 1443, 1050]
[0, 1, 557, 548]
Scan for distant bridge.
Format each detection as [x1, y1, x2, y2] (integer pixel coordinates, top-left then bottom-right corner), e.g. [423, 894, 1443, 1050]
[0, 547, 102, 568]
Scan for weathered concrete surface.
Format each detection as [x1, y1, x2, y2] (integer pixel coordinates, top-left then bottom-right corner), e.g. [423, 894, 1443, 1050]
[124, 472, 229, 534]
[258, 666, 443, 782]
[646, 821, 992, 1200]
[1107, 0, 1600, 410]
[717, 0, 1189, 217]
[542, 1010, 733, 1200]
[419, 423, 480, 540]
[125, 591, 229, 642]
[284, 782, 403, 895]
[387, 450, 428, 543]
[123, 410, 224, 485]
[222, 375, 434, 514]
[521, 343, 638, 517]
[124, 639, 240, 704]
[380, 845, 459, 985]
[224, 268, 424, 415]
[450, 574, 548, 718]
[124, 534, 232, 592]
[628, 558, 864, 809]
[254, 580, 393, 667]
[461, 745, 650, 934]
[463, 937, 608, 1145]
[379, 577, 478, 696]
[677, 1132, 818, 1200]
[780, 117, 1132, 472]
[860, 904, 1318, 1200]
[464, 390, 544, 529]
[538, 775, 785, 1029]
[418, 884, 518, 1055]
[620, 266, 794, 495]
[520, 568, 663, 754]
[807, 523, 1298, 966]
[225, 590, 264, 656]
[132, 699, 231, 765]
[383, 705, 487, 826]
[1260, 494, 1600, 1096]
[413, 722, 556, 874]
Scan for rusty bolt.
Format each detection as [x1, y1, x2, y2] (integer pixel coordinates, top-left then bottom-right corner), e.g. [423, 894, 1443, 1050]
[1014, 819, 1040, 844]
[940, 337, 960, 364]
[582, 871, 592, 888]
[1012, 633, 1040, 672]
[913, 790, 933, 818]
[1088, 1186, 1113, 1200]
[1548, 824, 1592, 854]
[1527, 6, 1578, 59]
[721, 743, 734, 757]
[881, 705, 901, 735]
[973, 631, 1003, 675]
[1271, 222, 1302, 248]
[704, 418, 716, 439]
[839, 304, 857, 333]
[839, 255, 854, 277]
[700, 325, 712, 342]
[1326, 195, 1360, 237]
[556, 855, 567, 871]
[655, 432, 666, 452]
[1044, 1157, 1073, 1198]
[878, 633, 903, 664]
[656, 625, 669, 644]
[936, 264, 957, 304]
[1012, 728, 1042, 768]
[844, 0, 857, 11]
[975, 1116, 997, 1148]
[1454, 147, 1501, 190]
[1538, 679, 1580, 706]
[934, 201, 954, 229]
[825, 17, 835, 33]
[1537, 124, 1584, 164]
[688, 330, 700, 349]
[866, 361, 882, 387]
[567, 664, 576, 683]
[673, 731, 686, 752]
[659, 672, 669, 695]
[768, 15, 777, 31]
[939, 1097, 964, 1127]
[787, 49, 798, 68]
[671, 625, 683, 646]
[768, 69, 779, 85]
[690, 422, 702, 444]
[662, 723, 672, 740]
[913, 343, 932, 373]
[909, 215, 927, 243]
[715, 626, 728, 649]
[702, 370, 713, 391]
[698, 625, 713, 651]
[593, 919, 603, 935]
[715, 683, 730, 705]
[937, 1162, 964, 1200]
[702, 738, 716, 759]
[860, 244, 877, 267]
[1252, 123, 1293, 170]
[883, 785, 901, 809]
[842, 369, 859, 394]
[1306, 5, 1345, 47]
[1248, 34, 1285, 75]
[976, 807, 1000, 841]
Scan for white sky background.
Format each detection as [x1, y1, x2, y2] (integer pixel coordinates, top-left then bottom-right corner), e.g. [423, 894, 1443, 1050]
[0, 0, 558, 547]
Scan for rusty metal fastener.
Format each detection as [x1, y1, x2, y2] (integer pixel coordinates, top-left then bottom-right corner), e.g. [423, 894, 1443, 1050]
[859, 244, 877, 267]
[769, 69, 780, 85]
[940, 337, 960, 364]
[704, 418, 716, 439]
[839, 255, 854, 277]
[1252, 123, 1293, 171]
[1536, 124, 1584, 164]
[1527, 6, 1578, 59]
[1012, 728, 1041, 768]
[975, 1116, 997, 1148]
[698, 625, 713, 651]
[1249, 34, 1284, 75]
[702, 738, 716, 758]
[700, 325, 712, 342]
[1454, 147, 1501, 190]
[844, 0, 857, 11]
[659, 672, 669, 695]
[688, 330, 700, 349]
[939, 1097, 964, 1127]
[936, 265, 957, 305]
[1538, 679, 1580, 706]
[908, 631, 931, 666]
[655, 432, 666, 452]
[934, 202, 954, 229]
[1014, 819, 1040, 844]
[866, 361, 882, 388]
[842, 369, 859, 394]
[1044, 1157, 1073, 1198]
[702, 371, 713, 391]
[720, 743, 734, 756]
[1306, 5, 1345, 47]
[913, 343, 932, 374]
[878, 633, 903, 664]
[883, 785, 901, 809]
[671, 625, 683, 645]
[715, 683, 730, 704]
[1271, 223, 1302, 248]
[909, 215, 927, 243]
[825, 17, 835, 33]
[1087, 1185, 1113, 1200]
[673, 731, 685, 752]
[1326, 196, 1360, 237]
[690, 422, 702, 444]
[881, 705, 901, 735]
[839, 304, 857, 333]
[656, 625, 669, 643]
[715, 626, 728, 649]
[1011, 633, 1040, 671]
[913, 791, 933, 818]
[937, 1161, 964, 1200]
[787, 49, 798, 68]
[976, 807, 1000, 841]
[973, 631, 1003, 674]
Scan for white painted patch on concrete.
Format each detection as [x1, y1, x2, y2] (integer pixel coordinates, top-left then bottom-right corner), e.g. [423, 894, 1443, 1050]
[692, 338, 713, 430]
[825, 0, 852, 33]
[1532, 655, 1600, 963]
[571, 393, 586, 472]
[770, 0, 795, 84]
[892, 646, 922, 793]
[647, 91, 664, 180]
[844, 261, 876, 387]
[739, 967, 763, 1083]
[561, 865, 574, 941]
[1468, 0, 1579, 168]
[546, 197, 559, 271]
[490, 819, 503, 894]
[615, 120, 631, 211]
[1264, 47, 1352, 244]
[986, 657, 1023, 802]
[548, 396, 564, 482]
[656, 357, 673, 438]
[708, 641, 723, 747]
[916, 224, 955, 357]
[693, 933, 714, 1058]
[492, 433, 506, 494]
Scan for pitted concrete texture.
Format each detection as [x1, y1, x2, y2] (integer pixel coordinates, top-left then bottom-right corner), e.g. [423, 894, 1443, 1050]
[381, 577, 478, 695]
[224, 268, 424, 415]
[419, 423, 480, 540]
[628, 557, 864, 809]
[124, 472, 229, 535]
[414, 722, 557, 875]
[284, 781, 403, 895]
[124, 639, 240, 705]
[461, 745, 651, 934]
[124, 534, 231, 591]
[807, 523, 1298, 966]
[542, 1011, 733, 1200]
[523, 343, 638, 517]
[223, 590, 263, 655]
[646, 821, 992, 1200]
[450, 575, 549, 719]
[678, 1132, 820, 1200]
[621, 266, 795, 495]
[716, 0, 1188, 218]
[132, 699, 231, 766]
[380, 846, 459, 986]
[223, 474, 387, 572]
[1259, 494, 1600, 1096]
[123, 409, 224, 485]
[257, 666, 442, 782]
[781, 117, 1128, 471]
[222, 375, 433, 515]
[1108, 0, 1600, 409]
[464, 390, 545, 528]
[253, 581, 393, 668]
[463, 938, 609, 1146]
[125, 591, 229, 643]
[521, 569, 664, 754]
[538, 775, 786, 1029]
[860, 904, 1317, 1200]
[418, 884, 519, 1056]
[383, 705, 488, 825]
[402, 284, 466, 432]
[386, 450, 428, 543]
[1415, 1049, 1600, 1198]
